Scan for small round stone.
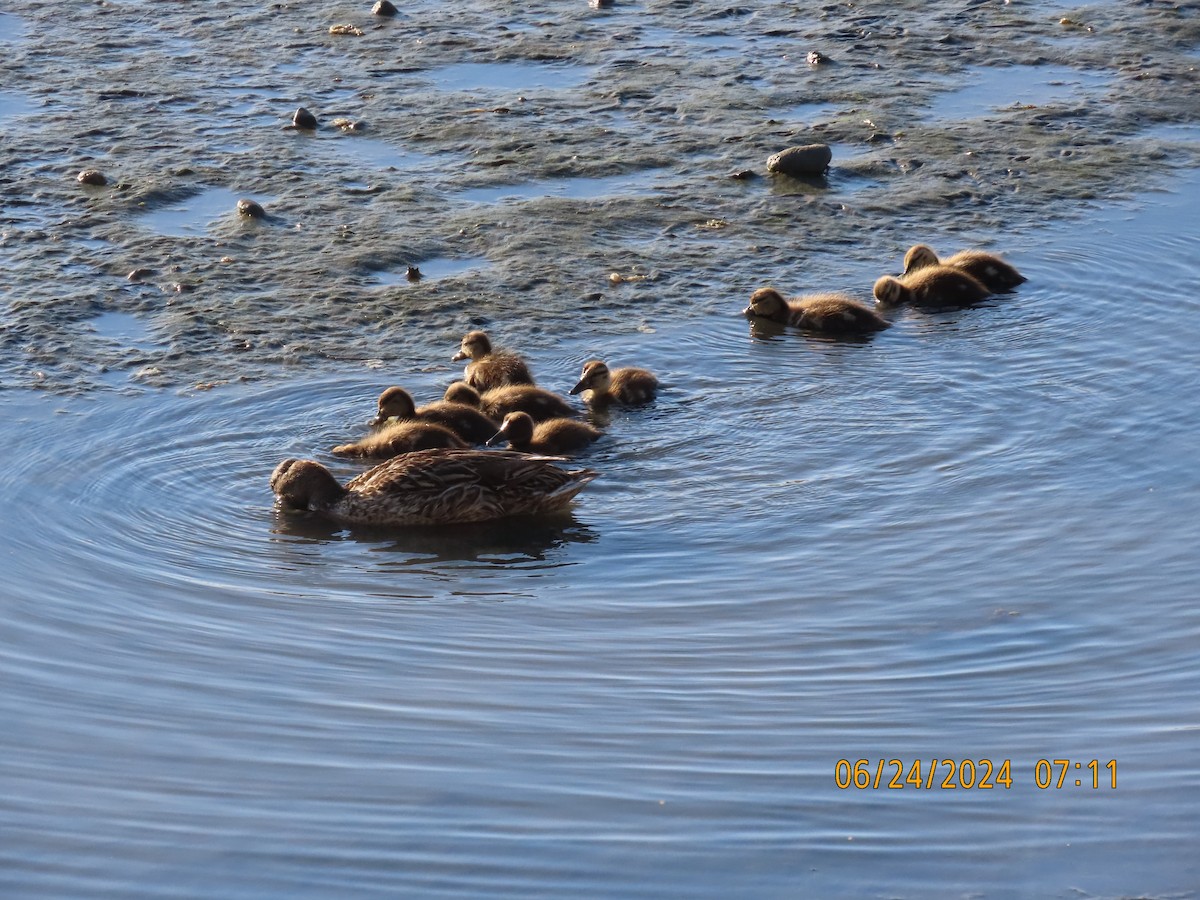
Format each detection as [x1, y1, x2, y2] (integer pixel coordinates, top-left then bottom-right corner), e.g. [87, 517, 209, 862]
[292, 107, 317, 129]
[77, 169, 107, 186]
[373, 0, 398, 15]
[766, 143, 833, 177]
[237, 199, 266, 219]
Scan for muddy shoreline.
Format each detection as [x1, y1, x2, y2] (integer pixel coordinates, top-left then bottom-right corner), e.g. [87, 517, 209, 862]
[1, 0, 1197, 392]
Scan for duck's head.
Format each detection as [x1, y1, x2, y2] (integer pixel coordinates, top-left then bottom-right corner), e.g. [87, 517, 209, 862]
[452, 330, 492, 362]
[902, 244, 940, 277]
[270, 459, 347, 511]
[371, 386, 416, 426]
[570, 360, 611, 396]
[444, 381, 482, 407]
[743, 287, 787, 320]
[873, 276, 909, 307]
[487, 411, 535, 447]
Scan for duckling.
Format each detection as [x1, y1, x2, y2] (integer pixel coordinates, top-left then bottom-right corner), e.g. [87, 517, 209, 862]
[487, 411, 602, 455]
[873, 266, 991, 308]
[903, 244, 1025, 293]
[451, 330, 534, 392]
[371, 386, 499, 444]
[446, 380, 578, 423]
[570, 359, 659, 406]
[331, 419, 467, 459]
[270, 450, 598, 526]
[743, 287, 890, 336]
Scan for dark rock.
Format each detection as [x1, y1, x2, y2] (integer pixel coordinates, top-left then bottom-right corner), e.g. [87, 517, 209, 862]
[237, 199, 266, 219]
[292, 107, 317, 129]
[766, 143, 832, 176]
[372, 0, 398, 14]
[77, 169, 107, 186]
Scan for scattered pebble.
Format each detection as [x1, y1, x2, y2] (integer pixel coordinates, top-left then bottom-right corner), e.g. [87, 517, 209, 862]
[77, 169, 107, 186]
[329, 23, 365, 36]
[292, 107, 318, 129]
[609, 272, 649, 284]
[331, 117, 367, 132]
[806, 50, 828, 65]
[127, 267, 154, 282]
[237, 199, 266, 219]
[766, 143, 832, 177]
[729, 169, 759, 180]
[590, 0, 615, 7]
[696, 219, 729, 229]
[372, 0, 398, 15]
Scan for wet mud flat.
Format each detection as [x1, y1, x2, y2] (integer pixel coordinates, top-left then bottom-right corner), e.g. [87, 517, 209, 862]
[0, 0, 1197, 392]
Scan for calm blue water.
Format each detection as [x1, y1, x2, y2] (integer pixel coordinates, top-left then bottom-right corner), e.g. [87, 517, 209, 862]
[2, 0, 1199, 897]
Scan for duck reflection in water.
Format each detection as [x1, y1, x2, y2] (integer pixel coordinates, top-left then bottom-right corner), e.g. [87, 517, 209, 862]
[270, 507, 598, 567]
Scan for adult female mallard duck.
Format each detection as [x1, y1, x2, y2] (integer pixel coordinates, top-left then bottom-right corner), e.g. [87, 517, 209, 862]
[873, 266, 991, 308]
[270, 449, 598, 526]
[487, 411, 602, 455]
[446, 381, 578, 423]
[902, 244, 1025, 293]
[371, 386, 499, 444]
[569, 360, 658, 406]
[331, 419, 467, 459]
[743, 287, 890, 336]
[451, 330, 534, 392]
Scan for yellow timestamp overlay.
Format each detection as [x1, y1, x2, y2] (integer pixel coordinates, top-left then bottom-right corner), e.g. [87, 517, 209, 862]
[833, 758, 1117, 790]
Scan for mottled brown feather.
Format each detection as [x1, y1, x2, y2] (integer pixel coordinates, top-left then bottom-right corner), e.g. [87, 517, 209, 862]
[271, 450, 597, 526]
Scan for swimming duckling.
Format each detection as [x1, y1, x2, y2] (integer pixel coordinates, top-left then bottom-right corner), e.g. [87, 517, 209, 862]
[902, 244, 1025, 293]
[270, 450, 597, 526]
[570, 360, 659, 406]
[371, 386, 499, 444]
[447, 381, 578, 423]
[873, 266, 991, 308]
[743, 287, 890, 336]
[487, 411, 602, 455]
[331, 419, 467, 459]
[451, 330, 534, 392]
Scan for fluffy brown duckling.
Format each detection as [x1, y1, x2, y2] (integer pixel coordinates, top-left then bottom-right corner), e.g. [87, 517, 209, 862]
[446, 381, 578, 423]
[570, 359, 658, 406]
[902, 244, 1025, 293]
[331, 419, 467, 459]
[873, 267, 991, 308]
[451, 330, 534, 392]
[270, 450, 597, 526]
[743, 287, 890, 336]
[487, 411, 602, 455]
[371, 386, 499, 444]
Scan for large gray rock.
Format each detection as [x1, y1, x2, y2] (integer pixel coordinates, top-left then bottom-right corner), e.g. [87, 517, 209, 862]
[766, 143, 832, 176]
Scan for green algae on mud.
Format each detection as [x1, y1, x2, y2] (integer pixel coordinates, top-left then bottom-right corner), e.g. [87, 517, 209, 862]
[0, 0, 1197, 392]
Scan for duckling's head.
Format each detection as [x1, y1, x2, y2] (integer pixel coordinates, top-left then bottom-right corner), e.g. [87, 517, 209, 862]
[452, 330, 492, 362]
[487, 411, 535, 447]
[444, 381, 482, 407]
[902, 244, 940, 277]
[873, 276, 909, 307]
[371, 386, 416, 426]
[743, 287, 787, 320]
[570, 360, 611, 396]
[270, 459, 347, 512]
